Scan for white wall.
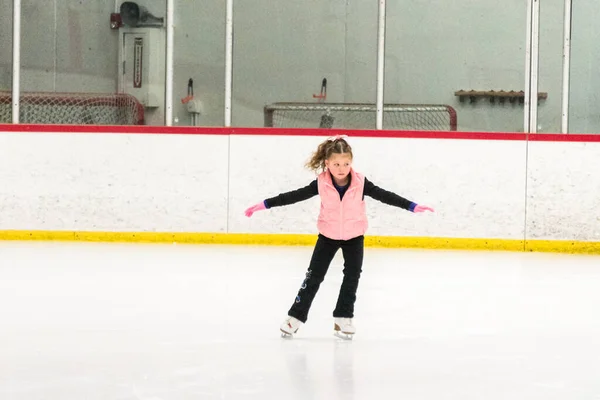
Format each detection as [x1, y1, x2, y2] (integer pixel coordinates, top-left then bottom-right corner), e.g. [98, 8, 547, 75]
[229, 135, 527, 240]
[526, 141, 600, 241]
[0, 132, 228, 232]
[1, 128, 598, 242]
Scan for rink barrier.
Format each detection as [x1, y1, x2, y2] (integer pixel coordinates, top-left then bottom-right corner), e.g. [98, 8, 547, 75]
[0, 230, 599, 254]
[2, 124, 600, 255]
[3, 123, 600, 142]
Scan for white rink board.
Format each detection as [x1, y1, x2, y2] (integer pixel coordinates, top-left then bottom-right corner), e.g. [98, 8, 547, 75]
[526, 141, 600, 241]
[228, 135, 323, 235]
[0, 129, 598, 241]
[0, 132, 229, 232]
[229, 135, 527, 239]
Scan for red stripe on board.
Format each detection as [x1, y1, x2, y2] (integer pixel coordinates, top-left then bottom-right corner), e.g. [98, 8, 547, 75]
[0, 124, 229, 135]
[1, 124, 600, 142]
[528, 133, 600, 142]
[0, 124, 527, 140]
[231, 127, 529, 141]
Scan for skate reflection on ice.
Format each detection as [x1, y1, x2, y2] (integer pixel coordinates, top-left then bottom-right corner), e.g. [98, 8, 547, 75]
[281, 339, 356, 400]
[334, 340, 355, 400]
[282, 341, 316, 400]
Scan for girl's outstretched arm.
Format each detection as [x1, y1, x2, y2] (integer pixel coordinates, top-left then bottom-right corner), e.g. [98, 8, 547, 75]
[245, 180, 318, 217]
[363, 178, 434, 213]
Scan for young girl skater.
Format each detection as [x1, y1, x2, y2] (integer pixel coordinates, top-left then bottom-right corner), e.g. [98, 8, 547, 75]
[244, 135, 434, 339]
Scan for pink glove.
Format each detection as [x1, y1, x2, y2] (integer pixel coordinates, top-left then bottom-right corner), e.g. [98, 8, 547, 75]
[414, 205, 434, 213]
[245, 201, 267, 217]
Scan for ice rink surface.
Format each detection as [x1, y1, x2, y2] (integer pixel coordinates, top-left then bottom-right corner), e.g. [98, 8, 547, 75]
[1, 240, 600, 400]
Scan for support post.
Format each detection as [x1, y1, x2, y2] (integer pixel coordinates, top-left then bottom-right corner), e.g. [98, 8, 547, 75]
[12, 0, 21, 124]
[561, 0, 572, 134]
[224, 0, 233, 127]
[375, 0, 386, 130]
[165, 0, 174, 126]
[524, 0, 540, 133]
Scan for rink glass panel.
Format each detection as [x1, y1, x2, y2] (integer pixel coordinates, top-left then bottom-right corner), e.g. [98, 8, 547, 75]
[231, 0, 378, 128]
[383, 1, 527, 132]
[0, 0, 13, 123]
[562, 1, 600, 134]
[169, 0, 226, 127]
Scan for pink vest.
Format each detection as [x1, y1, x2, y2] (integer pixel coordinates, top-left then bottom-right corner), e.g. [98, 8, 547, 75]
[317, 169, 368, 240]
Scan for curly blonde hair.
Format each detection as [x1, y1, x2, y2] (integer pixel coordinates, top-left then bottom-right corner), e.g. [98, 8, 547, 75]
[305, 137, 353, 173]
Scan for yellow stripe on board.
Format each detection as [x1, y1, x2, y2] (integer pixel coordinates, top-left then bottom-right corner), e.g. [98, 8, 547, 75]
[0, 230, 599, 254]
[524, 240, 600, 254]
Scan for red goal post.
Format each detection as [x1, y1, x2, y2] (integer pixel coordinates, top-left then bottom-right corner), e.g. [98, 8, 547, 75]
[0, 91, 145, 125]
[264, 102, 457, 131]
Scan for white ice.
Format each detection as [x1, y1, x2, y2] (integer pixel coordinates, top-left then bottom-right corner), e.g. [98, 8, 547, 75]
[1, 241, 600, 400]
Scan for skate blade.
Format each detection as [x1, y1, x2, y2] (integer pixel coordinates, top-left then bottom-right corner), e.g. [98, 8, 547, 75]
[280, 329, 294, 339]
[334, 331, 354, 340]
[334, 324, 354, 340]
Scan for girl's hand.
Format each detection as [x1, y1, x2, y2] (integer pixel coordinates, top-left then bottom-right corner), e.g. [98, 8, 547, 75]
[414, 205, 434, 213]
[244, 202, 267, 217]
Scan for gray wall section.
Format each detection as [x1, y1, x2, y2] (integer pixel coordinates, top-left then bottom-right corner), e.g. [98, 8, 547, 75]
[168, 0, 225, 126]
[232, 0, 359, 127]
[0, 0, 597, 132]
[5, 0, 119, 93]
[385, 1, 529, 132]
[568, 2, 600, 134]
[0, 0, 13, 89]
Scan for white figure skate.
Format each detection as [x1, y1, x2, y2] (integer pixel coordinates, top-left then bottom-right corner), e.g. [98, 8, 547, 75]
[280, 316, 303, 338]
[334, 317, 355, 340]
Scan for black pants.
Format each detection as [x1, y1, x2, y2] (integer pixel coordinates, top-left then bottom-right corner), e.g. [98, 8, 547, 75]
[288, 234, 364, 323]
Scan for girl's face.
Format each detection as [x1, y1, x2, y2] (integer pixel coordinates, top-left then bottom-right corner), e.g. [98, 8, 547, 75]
[325, 153, 352, 184]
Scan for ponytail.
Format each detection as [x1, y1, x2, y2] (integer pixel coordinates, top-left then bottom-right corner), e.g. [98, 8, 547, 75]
[305, 135, 353, 173]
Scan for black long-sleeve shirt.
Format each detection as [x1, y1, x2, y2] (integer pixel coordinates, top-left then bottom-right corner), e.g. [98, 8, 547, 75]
[264, 176, 416, 212]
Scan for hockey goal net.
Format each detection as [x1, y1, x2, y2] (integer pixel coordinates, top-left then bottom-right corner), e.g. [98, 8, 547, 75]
[264, 102, 457, 131]
[0, 91, 145, 125]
